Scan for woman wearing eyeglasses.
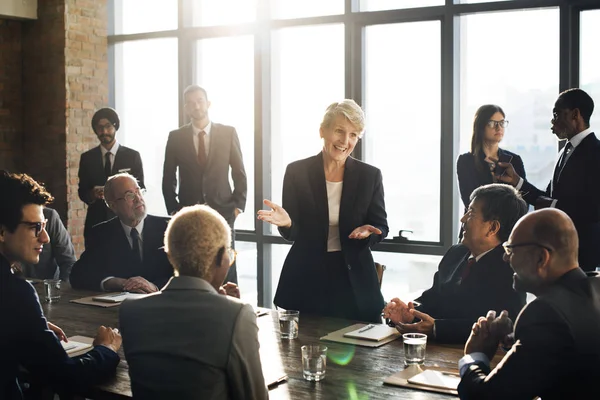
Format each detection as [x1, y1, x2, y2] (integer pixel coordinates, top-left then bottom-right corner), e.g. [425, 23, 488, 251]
[457, 104, 526, 215]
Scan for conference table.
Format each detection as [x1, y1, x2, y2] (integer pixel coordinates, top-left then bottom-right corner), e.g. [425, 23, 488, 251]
[39, 284, 476, 399]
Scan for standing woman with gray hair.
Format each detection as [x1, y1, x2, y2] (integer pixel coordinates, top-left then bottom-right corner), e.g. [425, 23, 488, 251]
[258, 100, 388, 322]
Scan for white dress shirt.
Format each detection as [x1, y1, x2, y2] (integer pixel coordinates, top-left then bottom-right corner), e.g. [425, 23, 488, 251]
[326, 180, 343, 252]
[192, 121, 211, 158]
[100, 141, 120, 170]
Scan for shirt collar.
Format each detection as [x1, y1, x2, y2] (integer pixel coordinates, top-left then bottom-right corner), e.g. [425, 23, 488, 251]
[471, 246, 495, 262]
[100, 141, 120, 156]
[193, 121, 212, 136]
[163, 275, 219, 294]
[568, 127, 593, 149]
[120, 215, 146, 239]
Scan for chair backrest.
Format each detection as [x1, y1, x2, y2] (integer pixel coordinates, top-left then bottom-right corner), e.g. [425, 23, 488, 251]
[374, 262, 386, 288]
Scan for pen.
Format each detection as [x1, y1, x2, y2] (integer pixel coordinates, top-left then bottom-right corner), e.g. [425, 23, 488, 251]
[358, 324, 376, 333]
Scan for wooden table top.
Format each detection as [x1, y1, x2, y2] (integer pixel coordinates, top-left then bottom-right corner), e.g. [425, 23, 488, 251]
[40, 284, 471, 400]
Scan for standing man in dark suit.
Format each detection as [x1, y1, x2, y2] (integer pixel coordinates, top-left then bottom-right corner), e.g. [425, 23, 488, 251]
[0, 171, 121, 400]
[500, 88, 600, 271]
[458, 208, 600, 399]
[21, 207, 76, 281]
[70, 173, 173, 292]
[79, 107, 144, 247]
[162, 85, 247, 283]
[383, 184, 527, 343]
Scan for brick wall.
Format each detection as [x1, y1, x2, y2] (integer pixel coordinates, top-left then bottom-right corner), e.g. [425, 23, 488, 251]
[0, 19, 22, 172]
[19, 0, 108, 256]
[65, 0, 109, 254]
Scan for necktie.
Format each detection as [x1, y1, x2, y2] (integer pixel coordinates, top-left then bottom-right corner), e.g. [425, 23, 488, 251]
[130, 228, 142, 264]
[461, 257, 476, 281]
[197, 130, 207, 167]
[556, 142, 573, 173]
[104, 152, 112, 179]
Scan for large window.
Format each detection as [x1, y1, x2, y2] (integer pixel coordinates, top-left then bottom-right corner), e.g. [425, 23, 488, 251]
[112, 0, 177, 35]
[191, 0, 257, 26]
[195, 36, 255, 231]
[458, 8, 559, 220]
[581, 9, 600, 130]
[364, 21, 441, 242]
[113, 38, 179, 217]
[269, 24, 345, 217]
[110, 1, 593, 306]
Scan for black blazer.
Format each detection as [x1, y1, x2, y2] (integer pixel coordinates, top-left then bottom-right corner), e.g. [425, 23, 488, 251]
[520, 132, 600, 271]
[457, 149, 525, 209]
[78, 144, 144, 243]
[416, 244, 525, 344]
[0, 256, 119, 400]
[70, 215, 173, 291]
[274, 153, 388, 322]
[162, 122, 247, 221]
[458, 269, 600, 400]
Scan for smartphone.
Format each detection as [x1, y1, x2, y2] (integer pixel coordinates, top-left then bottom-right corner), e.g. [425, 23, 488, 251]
[494, 154, 513, 177]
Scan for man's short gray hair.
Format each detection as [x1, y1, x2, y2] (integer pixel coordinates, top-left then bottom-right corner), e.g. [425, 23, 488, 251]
[104, 172, 138, 204]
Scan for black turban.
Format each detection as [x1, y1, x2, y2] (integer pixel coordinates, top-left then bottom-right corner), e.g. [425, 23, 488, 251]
[91, 107, 120, 132]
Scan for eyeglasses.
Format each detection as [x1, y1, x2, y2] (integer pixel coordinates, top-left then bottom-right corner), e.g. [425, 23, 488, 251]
[18, 219, 48, 237]
[487, 120, 509, 129]
[502, 241, 553, 257]
[96, 123, 115, 132]
[115, 188, 146, 202]
[227, 248, 238, 267]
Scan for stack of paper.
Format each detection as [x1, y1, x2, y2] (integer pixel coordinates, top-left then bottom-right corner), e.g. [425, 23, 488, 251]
[92, 292, 151, 303]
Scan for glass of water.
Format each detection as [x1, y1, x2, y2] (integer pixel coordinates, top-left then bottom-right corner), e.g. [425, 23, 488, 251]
[301, 344, 327, 381]
[43, 279, 61, 303]
[403, 333, 427, 366]
[278, 310, 299, 339]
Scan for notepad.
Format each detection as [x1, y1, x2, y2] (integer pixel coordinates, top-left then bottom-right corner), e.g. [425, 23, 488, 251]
[92, 292, 150, 303]
[343, 323, 398, 342]
[407, 369, 461, 391]
[61, 339, 93, 355]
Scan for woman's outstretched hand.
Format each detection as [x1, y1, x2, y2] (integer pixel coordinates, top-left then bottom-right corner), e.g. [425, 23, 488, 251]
[349, 224, 382, 239]
[257, 199, 292, 228]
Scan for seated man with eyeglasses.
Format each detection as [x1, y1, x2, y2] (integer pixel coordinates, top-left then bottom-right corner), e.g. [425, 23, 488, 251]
[458, 208, 600, 399]
[70, 172, 173, 293]
[0, 171, 122, 400]
[119, 205, 268, 400]
[383, 184, 527, 344]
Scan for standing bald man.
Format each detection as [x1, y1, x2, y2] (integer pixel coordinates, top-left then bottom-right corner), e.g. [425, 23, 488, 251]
[79, 108, 145, 247]
[458, 209, 600, 399]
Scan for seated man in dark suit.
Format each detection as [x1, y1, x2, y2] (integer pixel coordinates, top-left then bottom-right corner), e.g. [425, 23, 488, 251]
[120, 205, 268, 399]
[458, 208, 600, 399]
[383, 184, 527, 343]
[499, 88, 600, 271]
[21, 207, 76, 281]
[0, 171, 121, 400]
[70, 172, 173, 292]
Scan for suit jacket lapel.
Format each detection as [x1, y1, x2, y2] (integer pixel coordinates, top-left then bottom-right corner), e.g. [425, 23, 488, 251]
[206, 123, 218, 166]
[184, 124, 198, 165]
[141, 216, 158, 261]
[339, 157, 359, 234]
[309, 154, 328, 236]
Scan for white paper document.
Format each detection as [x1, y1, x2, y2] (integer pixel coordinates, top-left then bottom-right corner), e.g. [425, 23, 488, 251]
[92, 292, 150, 303]
[342, 323, 398, 342]
[61, 339, 93, 355]
[407, 369, 461, 390]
